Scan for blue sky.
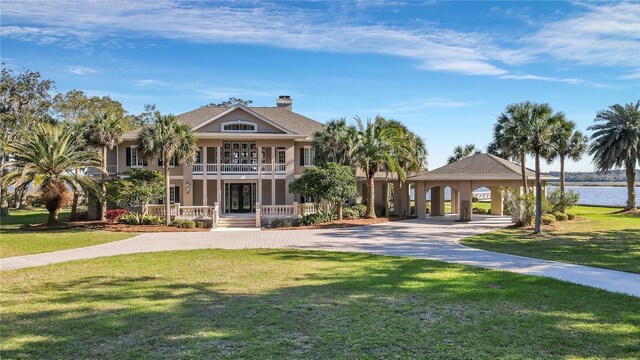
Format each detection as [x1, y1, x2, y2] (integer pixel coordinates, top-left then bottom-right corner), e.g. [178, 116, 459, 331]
[2, 0, 639, 171]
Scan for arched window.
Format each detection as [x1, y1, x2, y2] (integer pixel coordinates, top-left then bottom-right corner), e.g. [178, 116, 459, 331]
[222, 121, 257, 132]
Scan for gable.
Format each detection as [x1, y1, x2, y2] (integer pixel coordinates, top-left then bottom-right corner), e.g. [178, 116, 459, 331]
[195, 108, 287, 134]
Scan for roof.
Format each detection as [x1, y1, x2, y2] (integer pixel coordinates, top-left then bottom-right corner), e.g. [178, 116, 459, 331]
[123, 105, 323, 138]
[409, 153, 556, 181]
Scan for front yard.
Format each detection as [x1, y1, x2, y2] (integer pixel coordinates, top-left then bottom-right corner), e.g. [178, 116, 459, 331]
[461, 205, 640, 273]
[0, 209, 135, 258]
[2, 249, 638, 358]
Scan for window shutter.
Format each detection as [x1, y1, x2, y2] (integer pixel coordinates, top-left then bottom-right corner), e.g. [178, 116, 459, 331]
[174, 186, 180, 204]
[158, 158, 163, 166]
[126, 147, 131, 166]
[299, 148, 304, 166]
[173, 157, 179, 166]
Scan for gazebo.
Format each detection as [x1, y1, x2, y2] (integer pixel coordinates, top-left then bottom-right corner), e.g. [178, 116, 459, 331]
[367, 153, 555, 221]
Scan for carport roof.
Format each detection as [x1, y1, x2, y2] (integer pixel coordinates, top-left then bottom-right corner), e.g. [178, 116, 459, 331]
[409, 153, 556, 181]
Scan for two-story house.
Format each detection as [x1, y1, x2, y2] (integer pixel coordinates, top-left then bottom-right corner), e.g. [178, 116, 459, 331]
[103, 96, 322, 220]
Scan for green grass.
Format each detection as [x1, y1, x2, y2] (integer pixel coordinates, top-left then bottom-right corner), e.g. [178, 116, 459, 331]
[1, 250, 638, 358]
[0, 208, 135, 258]
[461, 205, 640, 273]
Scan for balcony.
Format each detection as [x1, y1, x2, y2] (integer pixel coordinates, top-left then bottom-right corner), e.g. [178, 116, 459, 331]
[87, 165, 117, 177]
[192, 163, 286, 175]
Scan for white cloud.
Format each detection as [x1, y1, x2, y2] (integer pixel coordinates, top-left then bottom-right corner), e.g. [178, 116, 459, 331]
[375, 98, 481, 114]
[64, 66, 97, 75]
[528, 2, 640, 67]
[134, 79, 165, 87]
[619, 70, 640, 80]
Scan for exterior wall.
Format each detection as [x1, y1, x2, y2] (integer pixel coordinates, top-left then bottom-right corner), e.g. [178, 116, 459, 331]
[294, 141, 314, 176]
[117, 140, 184, 176]
[197, 108, 285, 133]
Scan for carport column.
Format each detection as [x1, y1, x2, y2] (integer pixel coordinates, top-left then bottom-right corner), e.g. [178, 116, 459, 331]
[415, 181, 427, 219]
[451, 189, 459, 214]
[490, 187, 503, 216]
[458, 181, 473, 221]
[430, 186, 445, 216]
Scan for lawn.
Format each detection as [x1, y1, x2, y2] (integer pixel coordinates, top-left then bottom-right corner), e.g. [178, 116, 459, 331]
[461, 205, 640, 273]
[0, 208, 135, 258]
[1, 250, 638, 358]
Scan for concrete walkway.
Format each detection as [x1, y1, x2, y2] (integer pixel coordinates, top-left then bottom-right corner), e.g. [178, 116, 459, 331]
[2, 215, 639, 297]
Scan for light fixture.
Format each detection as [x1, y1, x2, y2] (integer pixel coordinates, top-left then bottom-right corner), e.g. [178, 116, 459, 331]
[185, 181, 191, 194]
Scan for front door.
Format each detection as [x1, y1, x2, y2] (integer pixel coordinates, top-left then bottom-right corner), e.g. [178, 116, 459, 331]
[229, 183, 253, 213]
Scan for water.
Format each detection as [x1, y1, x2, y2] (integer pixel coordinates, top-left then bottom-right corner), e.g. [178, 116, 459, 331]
[548, 185, 639, 207]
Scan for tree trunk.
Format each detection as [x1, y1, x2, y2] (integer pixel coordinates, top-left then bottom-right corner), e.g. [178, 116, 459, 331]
[0, 156, 8, 216]
[18, 188, 27, 209]
[337, 201, 343, 220]
[534, 150, 542, 234]
[165, 161, 171, 225]
[100, 146, 107, 221]
[520, 152, 528, 195]
[366, 175, 376, 218]
[69, 167, 80, 221]
[559, 156, 565, 195]
[47, 208, 60, 224]
[625, 161, 637, 210]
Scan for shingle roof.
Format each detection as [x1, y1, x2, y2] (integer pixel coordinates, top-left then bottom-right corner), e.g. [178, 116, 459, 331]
[410, 153, 555, 181]
[123, 105, 323, 138]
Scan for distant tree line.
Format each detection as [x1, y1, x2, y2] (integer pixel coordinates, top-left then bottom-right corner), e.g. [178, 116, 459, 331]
[547, 169, 639, 183]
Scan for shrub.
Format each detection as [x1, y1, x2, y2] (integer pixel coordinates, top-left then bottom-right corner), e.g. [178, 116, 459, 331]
[342, 207, 359, 219]
[119, 213, 138, 225]
[300, 212, 329, 226]
[504, 189, 535, 227]
[472, 207, 487, 215]
[350, 204, 367, 218]
[195, 221, 206, 228]
[567, 213, 576, 220]
[183, 220, 196, 229]
[142, 215, 163, 225]
[266, 218, 293, 228]
[546, 189, 580, 213]
[171, 219, 185, 228]
[106, 209, 128, 223]
[26, 194, 44, 207]
[542, 214, 556, 225]
[553, 212, 569, 221]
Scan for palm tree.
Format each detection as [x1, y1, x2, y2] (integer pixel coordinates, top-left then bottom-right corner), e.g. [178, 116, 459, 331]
[137, 114, 198, 225]
[545, 118, 588, 195]
[84, 111, 126, 221]
[1, 123, 100, 223]
[491, 103, 534, 194]
[588, 101, 640, 211]
[520, 103, 562, 234]
[313, 118, 355, 165]
[352, 116, 416, 218]
[447, 144, 480, 164]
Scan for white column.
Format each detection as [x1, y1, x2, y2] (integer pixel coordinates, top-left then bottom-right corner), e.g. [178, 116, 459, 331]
[271, 146, 276, 205]
[202, 146, 207, 206]
[257, 145, 263, 205]
[216, 146, 222, 213]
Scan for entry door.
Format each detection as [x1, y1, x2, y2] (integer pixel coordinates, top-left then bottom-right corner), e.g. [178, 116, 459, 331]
[230, 184, 252, 213]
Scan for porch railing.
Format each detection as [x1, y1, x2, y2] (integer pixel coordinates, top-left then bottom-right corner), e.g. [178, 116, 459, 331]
[145, 203, 219, 227]
[192, 163, 286, 175]
[262, 204, 297, 217]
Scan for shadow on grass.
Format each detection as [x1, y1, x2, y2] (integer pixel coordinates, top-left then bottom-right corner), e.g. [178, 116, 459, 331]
[2, 250, 639, 358]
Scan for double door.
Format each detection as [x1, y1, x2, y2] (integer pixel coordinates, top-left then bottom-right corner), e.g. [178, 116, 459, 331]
[227, 183, 255, 213]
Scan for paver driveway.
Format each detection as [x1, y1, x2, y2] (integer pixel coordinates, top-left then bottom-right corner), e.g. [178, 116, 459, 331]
[2, 216, 639, 297]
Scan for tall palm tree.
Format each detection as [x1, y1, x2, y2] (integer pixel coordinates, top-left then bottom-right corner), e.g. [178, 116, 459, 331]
[491, 103, 534, 194]
[545, 118, 588, 195]
[520, 103, 562, 234]
[84, 110, 126, 221]
[137, 114, 198, 225]
[313, 118, 355, 165]
[1, 123, 100, 223]
[447, 144, 480, 164]
[588, 101, 640, 211]
[352, 116, 413, 218]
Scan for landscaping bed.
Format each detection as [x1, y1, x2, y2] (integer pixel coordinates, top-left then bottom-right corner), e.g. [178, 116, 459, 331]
[20, 221, 210, 233]
[264, 217, 392, 230]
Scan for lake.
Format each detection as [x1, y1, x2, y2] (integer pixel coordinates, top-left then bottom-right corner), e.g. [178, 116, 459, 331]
[548, 185, 639, 207]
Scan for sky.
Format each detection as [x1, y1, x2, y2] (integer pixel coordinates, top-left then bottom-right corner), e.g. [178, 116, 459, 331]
[1, 0, 639, 172]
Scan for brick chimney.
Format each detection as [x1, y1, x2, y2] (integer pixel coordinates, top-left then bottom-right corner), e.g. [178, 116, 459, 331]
[276, 95, 292, 111]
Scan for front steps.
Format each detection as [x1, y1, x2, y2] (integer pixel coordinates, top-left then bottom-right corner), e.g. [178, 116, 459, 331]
[216, 214, 258, 229]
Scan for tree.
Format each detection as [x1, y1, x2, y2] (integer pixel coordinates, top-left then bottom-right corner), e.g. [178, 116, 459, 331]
[137, 114, 198, 225]
[206, 97, 253, 107]
[545, 118, 588, 197]
[520, 103, 562, 234]
[1, 123, 100, 223]
[106, 169, 165, 223]
[490, 103, 534, 194]
[588, 101, 640, 210]
[84, 110, 127, 221]
[1, 67, 55, 214]
[352, 116, 422, 218]
[447, 144, 480, 164]
[313, 118, 355, 165]
[290, 163, 357, 220]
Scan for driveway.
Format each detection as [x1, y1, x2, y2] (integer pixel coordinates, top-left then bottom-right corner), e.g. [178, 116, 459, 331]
[2, 215, 639, 297]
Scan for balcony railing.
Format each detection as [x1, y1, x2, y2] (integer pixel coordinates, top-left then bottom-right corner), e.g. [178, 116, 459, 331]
[192, 163, 286, 175]
[87, 165, 117, 176]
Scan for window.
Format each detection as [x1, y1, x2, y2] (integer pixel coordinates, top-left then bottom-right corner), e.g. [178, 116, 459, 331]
[130, 147, 144, 167]
[222, 121, 257, 132]
[158, 157, 177, 167]
[158, 185, 179, 204]
[277, 148, 286, 164]
[194, 148, 202, 164]
[301, 147, 315, 167]
[223, 142, 257, 164]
